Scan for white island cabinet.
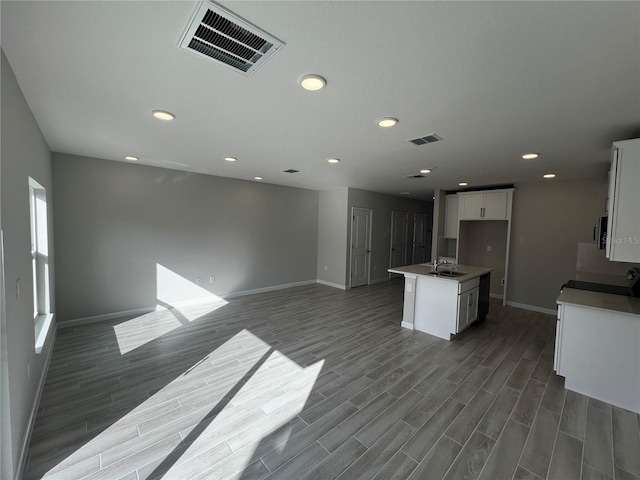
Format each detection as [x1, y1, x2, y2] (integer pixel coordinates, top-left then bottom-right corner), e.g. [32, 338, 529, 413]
[556, 288, 640, 414]
[388, 264, 491, 340]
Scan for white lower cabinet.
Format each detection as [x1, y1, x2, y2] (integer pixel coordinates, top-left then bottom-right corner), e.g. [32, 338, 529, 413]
[414, 276, 480, 340]
[458, 285, 479, 332]
[555, 302, 640, 414]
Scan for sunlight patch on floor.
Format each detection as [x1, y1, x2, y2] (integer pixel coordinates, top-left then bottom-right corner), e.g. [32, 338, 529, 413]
[42, 329, 322, 479]
[114, 264, 228, 354]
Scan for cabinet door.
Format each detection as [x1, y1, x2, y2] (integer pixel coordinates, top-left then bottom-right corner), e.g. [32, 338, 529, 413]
[457, 287, 479, 332]
[483, 192, 508, 220]
[607, 139, 640, 262]
[444, 195, 459, 238]
[458, 193, 484, 220]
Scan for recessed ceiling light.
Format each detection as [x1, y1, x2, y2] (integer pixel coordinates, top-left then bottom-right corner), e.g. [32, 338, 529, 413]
[377, 117, 398, 128]
[124, 155, 138, 161]
[420, 169, 432, 174]
[300, 74, 326, 91]
[224, 157, 237, 162]
[543, 173, 556, 179]
[327, 158, 340, 164]
[254, 176, 263, 180]
[152, 110, 175, 121]
[459, 182, 468, 186]
[522, 153, 539, 160]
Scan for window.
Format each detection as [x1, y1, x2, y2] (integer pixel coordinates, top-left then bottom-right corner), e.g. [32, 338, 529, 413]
[28, 177, 52, 353]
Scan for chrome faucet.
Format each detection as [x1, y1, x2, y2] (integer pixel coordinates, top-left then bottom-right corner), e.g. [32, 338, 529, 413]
[434, 258, 447, 272]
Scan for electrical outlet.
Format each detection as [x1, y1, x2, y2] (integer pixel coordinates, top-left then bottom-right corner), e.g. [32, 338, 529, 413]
[324, 266, 328, 271]
[196, 277, 203, 286]
[407, 284, 412, 293]
[487, 245, 492, 252]
[209, 276, 215, 284]
[501, 278, 505, 287]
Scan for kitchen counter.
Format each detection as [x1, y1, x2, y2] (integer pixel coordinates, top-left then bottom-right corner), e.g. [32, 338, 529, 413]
[389, 263, 492, 340]
[388, 263, 492, 283]
[557, 288, 640, 316]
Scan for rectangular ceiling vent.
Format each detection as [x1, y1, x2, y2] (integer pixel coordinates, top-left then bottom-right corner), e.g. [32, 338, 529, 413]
[405, 174, 426, 179]
[284, 169, 299, 174]
[179, 1, 284, 76]
[409, 134, 443, 146]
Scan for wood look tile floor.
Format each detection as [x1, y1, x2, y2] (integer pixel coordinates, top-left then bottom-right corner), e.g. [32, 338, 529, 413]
[25, 280, 640, 480]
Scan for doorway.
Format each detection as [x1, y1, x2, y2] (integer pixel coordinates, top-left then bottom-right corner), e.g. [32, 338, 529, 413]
[350, 207, 372, 288]
[412, 213, 428, 264]
[389, 212, 408, 274]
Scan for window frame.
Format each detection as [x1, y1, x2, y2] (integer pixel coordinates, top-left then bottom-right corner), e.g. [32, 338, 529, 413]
[28, 177, 53, 354]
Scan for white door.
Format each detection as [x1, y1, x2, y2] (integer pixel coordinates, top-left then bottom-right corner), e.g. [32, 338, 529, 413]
[350, 207, 372, 288]
[412, 214, 427, 264]
[389, 212, 408, 272]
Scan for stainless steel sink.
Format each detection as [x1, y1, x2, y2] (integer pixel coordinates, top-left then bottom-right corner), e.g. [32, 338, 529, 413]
[426, 271, 467, 278]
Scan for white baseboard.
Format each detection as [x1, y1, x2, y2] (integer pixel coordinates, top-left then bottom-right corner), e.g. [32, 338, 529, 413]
[16, 326, 57, 480]
[224, 280, 318, 298]
[57, 306, 157, 328]
[59, 280, 321, 327]
[490, 293, 504, 299]
[506, 301, 557, 316]
[401, 321, 414, 330]
[316, 279, 347, 290]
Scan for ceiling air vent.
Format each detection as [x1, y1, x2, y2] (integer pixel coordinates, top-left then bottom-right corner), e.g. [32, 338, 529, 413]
[405, 174, 426, 179]
[179, 1, 284, 76]
[284, 169, 299, 174]
[409, 134, 443, 146]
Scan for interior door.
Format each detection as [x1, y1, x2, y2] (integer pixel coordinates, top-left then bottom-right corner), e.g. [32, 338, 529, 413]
[412, 214, 427, 264]
[389, 212, 408, 272]
[350, 207, 372, 288]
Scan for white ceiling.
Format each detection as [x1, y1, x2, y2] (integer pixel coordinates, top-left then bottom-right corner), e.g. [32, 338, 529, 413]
[2, 1, 639, 200]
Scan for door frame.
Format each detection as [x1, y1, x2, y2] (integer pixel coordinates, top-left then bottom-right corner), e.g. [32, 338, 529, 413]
[412, 213, 427, 264]
[349, 207, 373, 288]
[389, 211, 409, 276]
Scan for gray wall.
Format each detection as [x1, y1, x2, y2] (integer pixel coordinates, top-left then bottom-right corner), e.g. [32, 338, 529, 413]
[52, 153, 319, 321]
[347, 188, 433, 284]
[1, 51, 56, 479]
[459, 220, 508, 295]
[317, 188, 349, 287]
[508, 178, 610, 310]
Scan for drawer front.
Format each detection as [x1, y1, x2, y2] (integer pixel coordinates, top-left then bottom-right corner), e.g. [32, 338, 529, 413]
[458, 277, 480, 294]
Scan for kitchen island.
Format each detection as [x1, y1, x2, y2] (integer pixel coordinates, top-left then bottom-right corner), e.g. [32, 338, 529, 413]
[556, 287, 640, 414]
[388, 264, 492, 340]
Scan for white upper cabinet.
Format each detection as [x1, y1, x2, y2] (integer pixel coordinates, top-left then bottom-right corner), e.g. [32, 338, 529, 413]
[606, 138, 640, 262]
[444, 194, 459, 238]
[458, 190, 511, 220]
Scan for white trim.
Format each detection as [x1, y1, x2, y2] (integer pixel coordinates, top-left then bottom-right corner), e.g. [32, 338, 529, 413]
[489, 293, 504, 299]
[57, 306, 157, 328]
[58, 279, 332, 327]
[316, 279, 347, 290]
[15, 326, 56, 480]
[223, 280, 317, 298]
[34, 313, 54, 354]
[401, 321, 414, 330]
[506, 301, 557, 316]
